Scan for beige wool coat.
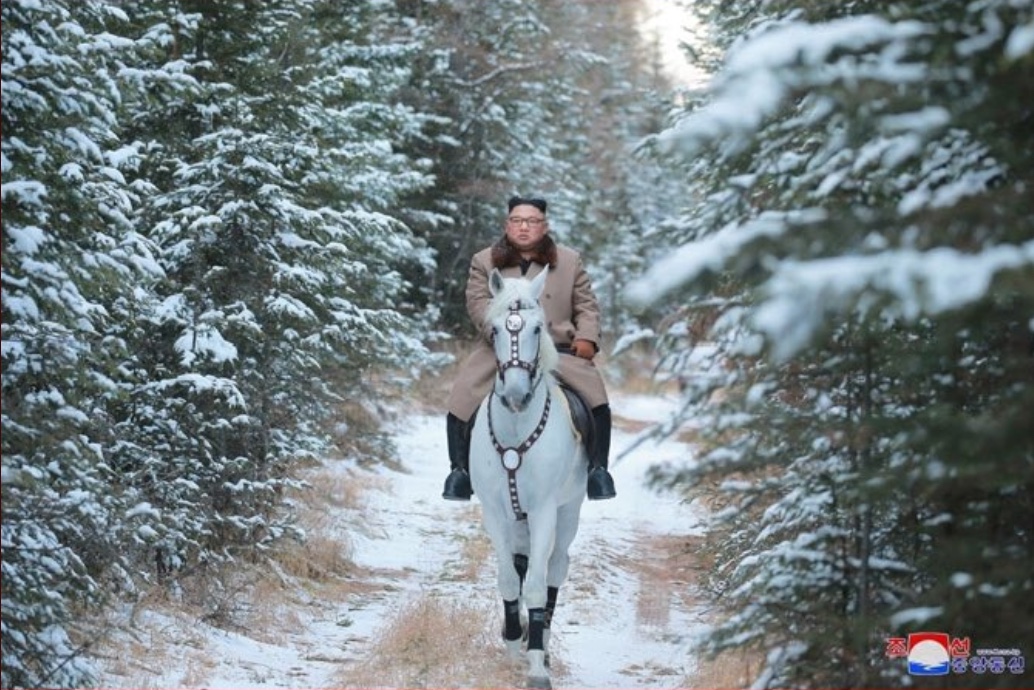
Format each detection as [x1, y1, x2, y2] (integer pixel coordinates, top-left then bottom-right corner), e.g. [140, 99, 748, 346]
[446, 240, 609, 421]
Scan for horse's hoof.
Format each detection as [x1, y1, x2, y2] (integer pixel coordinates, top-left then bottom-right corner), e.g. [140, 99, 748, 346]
[527, 675, 552, 689]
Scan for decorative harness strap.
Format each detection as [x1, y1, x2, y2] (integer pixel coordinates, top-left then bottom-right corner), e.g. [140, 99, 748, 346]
[487, 391, 551, 521]
[496, 301, 539, 381]
[488, 299, 550, 521]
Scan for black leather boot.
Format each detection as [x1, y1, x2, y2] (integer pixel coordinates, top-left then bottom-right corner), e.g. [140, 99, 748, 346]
[587, 404, 616, 500]
[442, 413, 473, 500]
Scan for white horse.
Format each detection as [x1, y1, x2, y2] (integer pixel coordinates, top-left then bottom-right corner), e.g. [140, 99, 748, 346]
[469, 267, 588, 690]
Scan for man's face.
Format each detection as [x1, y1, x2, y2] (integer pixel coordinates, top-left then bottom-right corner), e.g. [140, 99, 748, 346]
[505, 203, 549, 251]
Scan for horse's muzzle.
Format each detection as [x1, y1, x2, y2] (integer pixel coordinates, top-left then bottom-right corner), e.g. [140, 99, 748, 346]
[501, 392, 533, 413]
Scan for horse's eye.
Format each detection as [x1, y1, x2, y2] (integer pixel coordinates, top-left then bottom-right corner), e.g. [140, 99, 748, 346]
[534, 326, 541, 335]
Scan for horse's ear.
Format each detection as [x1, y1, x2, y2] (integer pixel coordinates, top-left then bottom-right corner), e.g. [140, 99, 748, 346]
[529, 266, 549, 300]
[489, 268, 505, 296]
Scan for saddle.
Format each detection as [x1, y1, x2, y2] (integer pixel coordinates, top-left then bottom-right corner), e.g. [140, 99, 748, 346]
[558, 382, 595, 459]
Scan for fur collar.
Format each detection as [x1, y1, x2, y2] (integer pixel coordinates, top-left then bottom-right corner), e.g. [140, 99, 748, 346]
[491, 234, 558, 270]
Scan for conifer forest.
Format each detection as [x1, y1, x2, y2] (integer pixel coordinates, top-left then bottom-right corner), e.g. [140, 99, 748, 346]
[3, 0, 1032, 687]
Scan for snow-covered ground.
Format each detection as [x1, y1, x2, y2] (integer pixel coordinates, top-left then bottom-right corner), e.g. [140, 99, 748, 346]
[93, 391, 710, 688]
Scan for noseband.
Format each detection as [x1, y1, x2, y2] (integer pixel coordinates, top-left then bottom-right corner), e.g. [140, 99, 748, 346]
[496, 300, 540, 383]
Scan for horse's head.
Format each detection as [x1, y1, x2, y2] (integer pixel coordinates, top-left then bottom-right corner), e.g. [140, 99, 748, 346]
[486, 267, 558, 412]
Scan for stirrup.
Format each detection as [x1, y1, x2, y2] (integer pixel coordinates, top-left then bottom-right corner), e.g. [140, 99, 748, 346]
[587, 467, 616, 500]
[442, 468, 473, 501]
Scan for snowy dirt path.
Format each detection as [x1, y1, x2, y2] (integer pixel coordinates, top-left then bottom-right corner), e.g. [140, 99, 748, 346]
[93, 392, 710, 689]
[334, 392, 711, 688]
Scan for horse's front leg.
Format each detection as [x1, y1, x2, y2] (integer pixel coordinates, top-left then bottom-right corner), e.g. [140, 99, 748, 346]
[483, 514, 524, 659]
[524, 508, 558, 688]
[496, 558, 525, 660]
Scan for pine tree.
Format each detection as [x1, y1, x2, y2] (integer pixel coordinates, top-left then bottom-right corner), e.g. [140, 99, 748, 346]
[1, 1, 164, 685]
[394, 0, 670, 333]
[540, 0, 687, 339]
[109, 0, 439, 576]
[4, 4, 444, 681]
[635, 0, 1034, 686]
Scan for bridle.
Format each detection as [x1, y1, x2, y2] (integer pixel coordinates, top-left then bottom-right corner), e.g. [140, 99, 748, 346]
[495, 299, 541, 385]
[488, 299, 551, 520]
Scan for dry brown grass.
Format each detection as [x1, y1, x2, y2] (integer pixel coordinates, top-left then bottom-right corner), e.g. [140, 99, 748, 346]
[94, 631, 165, 686]
[328, 490, 521, 688]
[689, 646, 765, 689]
[273, 465, 377, 583]
[609, 533, 764, 689]
[89, 460, 390, 686]
[336, 594, 523, 689]
[260, 466, 403, 624]
[610, 534, 704, 630]
[89, 591, 223, 688]
[445, 505, 493, 583]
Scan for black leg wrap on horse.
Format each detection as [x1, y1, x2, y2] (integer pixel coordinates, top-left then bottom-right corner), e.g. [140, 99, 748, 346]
[544, 586, 558, 629]
[503, 599, 523, 641]
[527, 607, 546, 650]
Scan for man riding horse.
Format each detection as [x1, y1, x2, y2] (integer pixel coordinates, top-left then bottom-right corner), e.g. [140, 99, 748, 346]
[443, 195, 617, 502]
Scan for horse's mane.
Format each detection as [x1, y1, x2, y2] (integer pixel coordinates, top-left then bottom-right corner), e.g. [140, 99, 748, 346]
[487, 276, 559, 375]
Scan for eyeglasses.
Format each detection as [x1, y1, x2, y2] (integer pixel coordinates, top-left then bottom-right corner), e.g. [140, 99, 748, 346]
[507, 217, 546, 228]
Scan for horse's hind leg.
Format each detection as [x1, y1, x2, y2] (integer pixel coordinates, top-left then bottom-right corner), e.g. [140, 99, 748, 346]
[512, 552, 529, 643]
[541, 586, 559, 661]
[547, 501, 581, 588]
[539, 501, 580, 667]
[526, 606, 552, 689]
[514, 520, 530, 590]
[513, 518, 530, 602]
[513, 552, 528, 592]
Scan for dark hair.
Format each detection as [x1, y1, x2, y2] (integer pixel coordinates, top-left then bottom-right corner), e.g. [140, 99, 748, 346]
[508, 195, 547, 213]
